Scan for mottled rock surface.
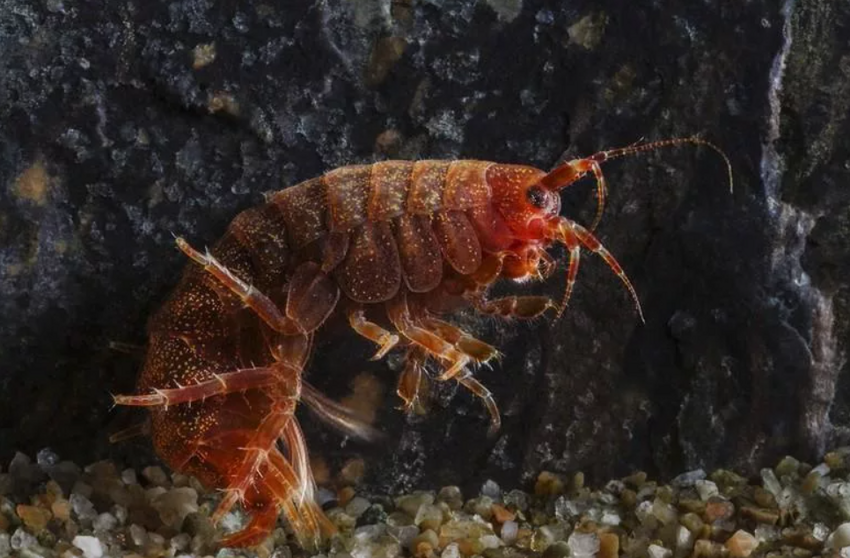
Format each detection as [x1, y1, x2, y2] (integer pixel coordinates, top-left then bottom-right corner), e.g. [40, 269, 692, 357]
[1, 0, 848, 495]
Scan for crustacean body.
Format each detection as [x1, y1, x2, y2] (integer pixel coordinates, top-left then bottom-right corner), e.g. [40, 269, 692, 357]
[115, 137, 731, 547]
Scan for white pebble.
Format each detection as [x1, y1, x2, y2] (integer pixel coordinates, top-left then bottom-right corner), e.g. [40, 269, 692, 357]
[129, 524, 147, 546]
[672, 469, 706, 487]
[600, 509, 621, 526]
[69, 493, 97, 522]
[142, 465, 169, 486]
[567, 532, 600, 558]
[831, 523, 850, 549]
[481, 479, 501, 499]
[345, 496, 371, 517]
[695, 479, 719, 501]
[120, 468, 137, 485]
[647, 544, 672, 558]
[676, 525, 694, 551]
[72, 535, 104, 558]
[112, 504, 128, 525]
[480, 534, 502, 549]
[11, 527, 38, 550]
[754, 525, 779, 543]
[441, 543, 460, 558]
[501, 520, 518, 544]
[170, 533, 191, 552]
[93, 512, 117, 532]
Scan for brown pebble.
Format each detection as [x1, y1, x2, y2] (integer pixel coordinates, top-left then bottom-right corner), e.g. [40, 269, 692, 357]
[340, 458, 366, 486]
[598, 532, 619, 558]
[310, 456, 330, 485]
[753, 486, 777, 508]
[620, 488, 637, 508]
[534, 472, 564, 496]
[17, 504, 52, 532]
[338, 486, 356, 507]
[704, 497, 734, 522]
[623, 471, 648, 487]
[46, 480, 64, 499]
[491, 503, 515, 524]
[740, 505, 779, 525]
[693, 539, 722, 558]
[51, 499, 72, 522]
[725, 529, 758, 558]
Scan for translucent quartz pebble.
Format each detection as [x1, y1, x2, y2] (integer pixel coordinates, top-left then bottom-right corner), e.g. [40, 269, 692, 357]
[395, 492, 435, 517]
[481, 480, 501, 500]
[501, 520, 518, 544]
[69, 493, 97, 522]
[567, 532, 600, 558]
[441, 543, 460, 558]
[141, 466, 169, 486]
[11, 528, 39, 550]
[503, 490, 529, 511]
[151, 487, 198, 528]
[93, 512, 117, 532]
[829, 523, 850, 548]
[671, 470, 706, 487]
[346, 497, 371, 518]
[695, 480, 719, 501]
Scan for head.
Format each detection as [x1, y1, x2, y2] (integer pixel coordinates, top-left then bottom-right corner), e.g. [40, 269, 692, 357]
[482, 136, 732, 319]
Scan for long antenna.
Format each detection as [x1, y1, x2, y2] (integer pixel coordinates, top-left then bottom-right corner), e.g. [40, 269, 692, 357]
[588, 135, 734, 193]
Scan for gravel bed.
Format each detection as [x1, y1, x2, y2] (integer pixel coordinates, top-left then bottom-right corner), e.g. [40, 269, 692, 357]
[4, 448, 850, 558]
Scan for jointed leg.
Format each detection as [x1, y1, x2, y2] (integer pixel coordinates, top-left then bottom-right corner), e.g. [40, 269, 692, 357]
[397, 346, 429, 414]
[218, 502, 279, 547]
[113, 366, 286, 408]
[348, 307, 400, 360]
[556, 232, 581, 319]
[108, 420, 150, 443]
[469, 294, 557, 320]
[562, 220, 644, 322]
[278, 421, 335, 545]
[420, 317, 500, 365]
[387, 296, 503, 430]
[176, 238, 301, 334]
[456, 370, 501, 435]
[388, 299, 472, 381]
[212, 408, 294, 523]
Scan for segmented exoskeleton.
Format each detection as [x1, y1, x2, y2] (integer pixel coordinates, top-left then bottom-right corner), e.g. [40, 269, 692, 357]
[115, 137, 731, 547]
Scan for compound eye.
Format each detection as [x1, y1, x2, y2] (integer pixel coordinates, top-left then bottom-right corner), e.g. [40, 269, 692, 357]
[526, 185, 547, 208]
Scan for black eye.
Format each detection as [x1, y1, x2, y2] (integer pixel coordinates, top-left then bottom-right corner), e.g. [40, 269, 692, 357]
[526, 186, 547, 208]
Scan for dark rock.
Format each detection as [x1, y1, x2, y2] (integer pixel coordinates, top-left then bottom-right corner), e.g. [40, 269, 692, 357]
[1, 0, 848, 499]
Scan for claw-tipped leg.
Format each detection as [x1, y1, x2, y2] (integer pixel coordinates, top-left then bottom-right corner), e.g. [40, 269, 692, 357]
[456, 371, 501, 435]
[397, 347, 429, 415]
[348, 307, 400, 360]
